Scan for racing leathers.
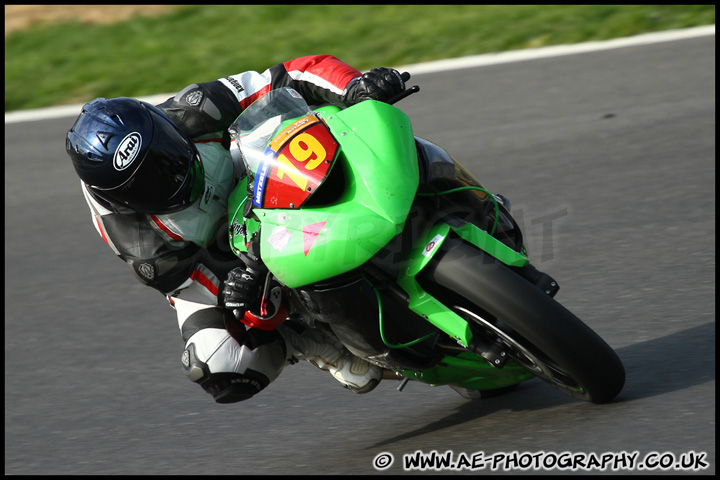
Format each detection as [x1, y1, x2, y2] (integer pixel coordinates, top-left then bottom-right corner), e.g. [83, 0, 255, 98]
[80, 56, 403, 403]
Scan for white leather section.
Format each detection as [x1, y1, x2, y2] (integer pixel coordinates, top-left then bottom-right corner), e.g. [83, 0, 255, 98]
[219, 69, 272, 103]
[173, 296, 213, 330]
[187, 328, 231, 363]
[80, 182, 120, 255]
[286, 69, 345, 96]
[186, 327, 285, 383]
[150, 142, 235, 247]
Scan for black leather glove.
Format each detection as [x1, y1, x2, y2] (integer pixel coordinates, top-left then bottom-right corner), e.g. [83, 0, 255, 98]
[342, 67, 407, 105]
[221, 267, 261, 318]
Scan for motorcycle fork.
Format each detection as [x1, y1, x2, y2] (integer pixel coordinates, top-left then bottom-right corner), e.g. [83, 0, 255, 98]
[395, 220, 529, 361]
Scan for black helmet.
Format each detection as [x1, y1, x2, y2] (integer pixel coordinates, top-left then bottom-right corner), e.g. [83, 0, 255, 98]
[66, 97, 204, 214]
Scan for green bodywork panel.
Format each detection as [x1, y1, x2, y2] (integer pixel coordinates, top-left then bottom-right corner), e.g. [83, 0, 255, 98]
[227, 97, 534, 390]
[229, 100, 418, 288]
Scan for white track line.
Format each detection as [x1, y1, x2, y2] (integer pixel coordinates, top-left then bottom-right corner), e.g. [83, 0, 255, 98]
[5, 25, 714, 124]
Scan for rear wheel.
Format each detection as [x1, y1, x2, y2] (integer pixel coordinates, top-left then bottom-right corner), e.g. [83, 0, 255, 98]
[421, 240, 625, 404]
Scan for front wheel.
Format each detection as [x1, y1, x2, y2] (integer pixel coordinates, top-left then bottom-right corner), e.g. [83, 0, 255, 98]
[421, 240, 625, 404]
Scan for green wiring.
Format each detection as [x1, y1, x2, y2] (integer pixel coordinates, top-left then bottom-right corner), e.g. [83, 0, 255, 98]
[418, 186, 500, 235]
[362, 277, 436, 349]
[233, 195, 247, 220]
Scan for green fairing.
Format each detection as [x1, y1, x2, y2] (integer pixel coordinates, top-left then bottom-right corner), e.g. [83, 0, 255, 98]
[400, 352, 535, 388]
[451, 222, 528, 267]
[226, 91, 533, 391]
[247, 101, 418, 288]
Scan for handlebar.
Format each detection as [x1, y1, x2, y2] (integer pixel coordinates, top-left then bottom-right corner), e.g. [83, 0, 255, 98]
[387, 72, 419, 105]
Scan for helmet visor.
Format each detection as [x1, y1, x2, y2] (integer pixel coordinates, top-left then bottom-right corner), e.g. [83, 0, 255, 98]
[94, 108, 205, 214]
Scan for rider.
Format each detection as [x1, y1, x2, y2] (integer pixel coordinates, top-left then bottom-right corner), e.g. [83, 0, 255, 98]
[65, 55, 407, 403]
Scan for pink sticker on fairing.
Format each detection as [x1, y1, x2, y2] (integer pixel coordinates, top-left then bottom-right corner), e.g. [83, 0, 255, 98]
[302, 221, 327, 256]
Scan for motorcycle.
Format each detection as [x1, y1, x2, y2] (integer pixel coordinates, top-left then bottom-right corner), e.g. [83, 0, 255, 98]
[225, 80, 625, 403]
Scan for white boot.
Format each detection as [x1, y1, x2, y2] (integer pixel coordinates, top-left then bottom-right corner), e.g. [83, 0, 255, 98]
[279, 321, 382, 394]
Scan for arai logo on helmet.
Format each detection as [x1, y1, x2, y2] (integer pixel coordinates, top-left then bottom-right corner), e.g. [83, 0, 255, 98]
[113, 132, 143, 171]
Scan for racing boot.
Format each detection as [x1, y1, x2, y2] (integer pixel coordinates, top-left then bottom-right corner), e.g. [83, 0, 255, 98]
[279, 320, 382, 394]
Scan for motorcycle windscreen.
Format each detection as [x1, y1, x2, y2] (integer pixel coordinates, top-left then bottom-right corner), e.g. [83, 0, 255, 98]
[251, 115, 338, 209]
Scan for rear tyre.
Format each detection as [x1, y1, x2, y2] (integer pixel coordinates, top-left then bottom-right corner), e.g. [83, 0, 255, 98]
[422, 240, 625, 404]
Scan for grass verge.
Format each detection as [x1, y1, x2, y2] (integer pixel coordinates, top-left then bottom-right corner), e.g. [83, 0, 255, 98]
[4, 5, 715, 111]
